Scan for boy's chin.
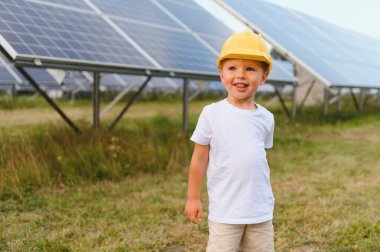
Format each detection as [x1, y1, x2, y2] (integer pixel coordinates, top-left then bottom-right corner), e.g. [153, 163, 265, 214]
[230, 90, 254, 97]
[229, 94, 254, 101]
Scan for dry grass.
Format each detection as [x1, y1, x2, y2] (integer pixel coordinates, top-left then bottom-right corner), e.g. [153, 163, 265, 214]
[0, 99, 209, 128]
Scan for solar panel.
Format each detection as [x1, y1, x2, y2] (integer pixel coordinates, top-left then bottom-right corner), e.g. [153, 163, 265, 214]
[268, 60, 295, 82]
[101, 74, 180, 92]
[113, 19, 217, 73]
[157, 0, 231, 38]
[155, 0, 296, 81]
[1, 52, 59, 90]
[23, 68, 58, 86]
[29, 0, 92, 11]
[0, 61, 18, 85]
[161, 0, 296, 82]
[0, 0, 154, 67]
[215, 0, 380, 88]
[91, 0, 182, 29]
[89, 0, 219, 74]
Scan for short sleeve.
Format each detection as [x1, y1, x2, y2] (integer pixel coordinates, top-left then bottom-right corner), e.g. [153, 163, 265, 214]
[264, 115, 274, 149]
[190, 107, 211, 145]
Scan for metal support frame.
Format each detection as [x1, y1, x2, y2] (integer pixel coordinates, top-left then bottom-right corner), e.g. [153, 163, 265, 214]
[359, 88, 364, 111]
[11, 83, 17, 102]
[297, 79, 315, 113]
[350, 88, 360, 111]
[325, 87, 373, 114]
[324, 87, 329, 115]
[93, 72, 100, 130]
[291, 85, 297, 118]
[274, 86, 291, 118]
[324, 87, 343, 114]
[109, 75, 152, 130]
[363, 89, 371, 108]
[16, 66, 81, 134]
[100, 77, 142, 117]
[182, 78, 189, 132]
[336, 88, 342, 111]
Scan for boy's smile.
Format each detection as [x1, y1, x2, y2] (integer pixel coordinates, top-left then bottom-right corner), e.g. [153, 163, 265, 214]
[219, 59, 269, 108]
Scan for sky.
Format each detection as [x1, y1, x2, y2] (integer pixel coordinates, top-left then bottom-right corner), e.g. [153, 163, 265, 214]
[195, 0, 380, 41]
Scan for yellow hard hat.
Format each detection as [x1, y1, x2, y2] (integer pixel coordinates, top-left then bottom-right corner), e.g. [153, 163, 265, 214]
[216, 30, 272, 70]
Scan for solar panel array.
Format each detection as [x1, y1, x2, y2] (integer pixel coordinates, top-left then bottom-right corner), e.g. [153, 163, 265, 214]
[216, 0, 380, 88]
[0, 0, 296, 85]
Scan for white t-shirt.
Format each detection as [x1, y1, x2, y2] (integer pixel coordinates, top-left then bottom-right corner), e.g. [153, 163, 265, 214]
[190, 99, 275, 224]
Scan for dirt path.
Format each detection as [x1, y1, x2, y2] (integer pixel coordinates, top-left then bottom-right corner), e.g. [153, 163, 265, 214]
[0, 101, 207, 128]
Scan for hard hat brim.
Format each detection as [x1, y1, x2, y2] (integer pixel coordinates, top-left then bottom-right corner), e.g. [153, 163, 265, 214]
[216, 51, 272, 70]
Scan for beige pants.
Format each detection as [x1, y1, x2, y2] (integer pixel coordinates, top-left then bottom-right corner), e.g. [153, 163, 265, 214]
[206, 220, 274, 252]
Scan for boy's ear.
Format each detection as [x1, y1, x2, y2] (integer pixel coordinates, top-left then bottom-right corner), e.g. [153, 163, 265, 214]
[260, 70, 269, 85]
[219, 68, 224, 81]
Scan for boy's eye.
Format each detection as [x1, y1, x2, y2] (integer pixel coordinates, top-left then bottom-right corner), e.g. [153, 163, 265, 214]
[246, 67, 254, 71]
[227, 66, 236, 70]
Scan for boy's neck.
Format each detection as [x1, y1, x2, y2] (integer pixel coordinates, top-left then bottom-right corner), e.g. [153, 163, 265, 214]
[226, 96, 257, 110]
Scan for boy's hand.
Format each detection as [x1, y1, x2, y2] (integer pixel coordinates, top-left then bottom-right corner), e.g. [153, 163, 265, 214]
[185, 199, 202, 224]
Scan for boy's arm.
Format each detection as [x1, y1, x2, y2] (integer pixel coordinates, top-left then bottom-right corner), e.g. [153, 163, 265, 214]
[185, 143, 210, 224]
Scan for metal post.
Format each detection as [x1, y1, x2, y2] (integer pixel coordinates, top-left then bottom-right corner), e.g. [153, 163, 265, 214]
[11, 83, 17, 102]
[291, 84, 297, 118]
[274, 86, 290, 118]
[16, 66, 81, 134]
[350, 88, 360, 111]
[359, 88, 364, 111]
[109, 76, 152, 130]
[337, 88, 342, 111]
[363, 88, 371, 108]
[93, 72, 100, 130]
[182, 78, 189, 132]
[297, 80, 315, 113]
[377, 89, 380, 106]
[324, 87, 329, 115]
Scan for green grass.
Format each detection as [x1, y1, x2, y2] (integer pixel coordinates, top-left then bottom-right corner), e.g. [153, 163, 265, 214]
[0, 116, 193, 200]
[1, 98, 380, 251]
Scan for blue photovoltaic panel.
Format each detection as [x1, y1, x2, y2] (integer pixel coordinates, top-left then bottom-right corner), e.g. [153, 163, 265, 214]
[114, 19, 217, 73]
[198, 34, 225, 53]
[298, 13, 380, 85]
[0, 67, 16, 84]
[0, 67, 57, 87]
[1, 53, 59, 86]
[91, 0, 223, 73]
[28, 0, 91, 11]
[218, 0, 380, 87]
[91, 0, 182, 29]
[268, 60, 295, 82]
[23, 68, 59, 86]
[0, 59, 17, 84]
[157, 0, 231, 38]
[0, 0, 154, 67]
[158, 0, 295, 82]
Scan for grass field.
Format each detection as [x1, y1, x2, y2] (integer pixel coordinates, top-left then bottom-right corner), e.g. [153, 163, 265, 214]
[1, 96, 380, 251]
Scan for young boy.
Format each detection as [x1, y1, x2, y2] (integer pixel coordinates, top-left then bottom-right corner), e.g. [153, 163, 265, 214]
[185, 30, 275, 251]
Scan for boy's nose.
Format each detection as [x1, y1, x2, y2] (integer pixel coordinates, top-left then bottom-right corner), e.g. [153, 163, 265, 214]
[236, 70, 245, 78]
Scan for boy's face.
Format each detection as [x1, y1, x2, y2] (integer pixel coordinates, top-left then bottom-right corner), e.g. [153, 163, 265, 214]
[219, 59, 269, 103]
